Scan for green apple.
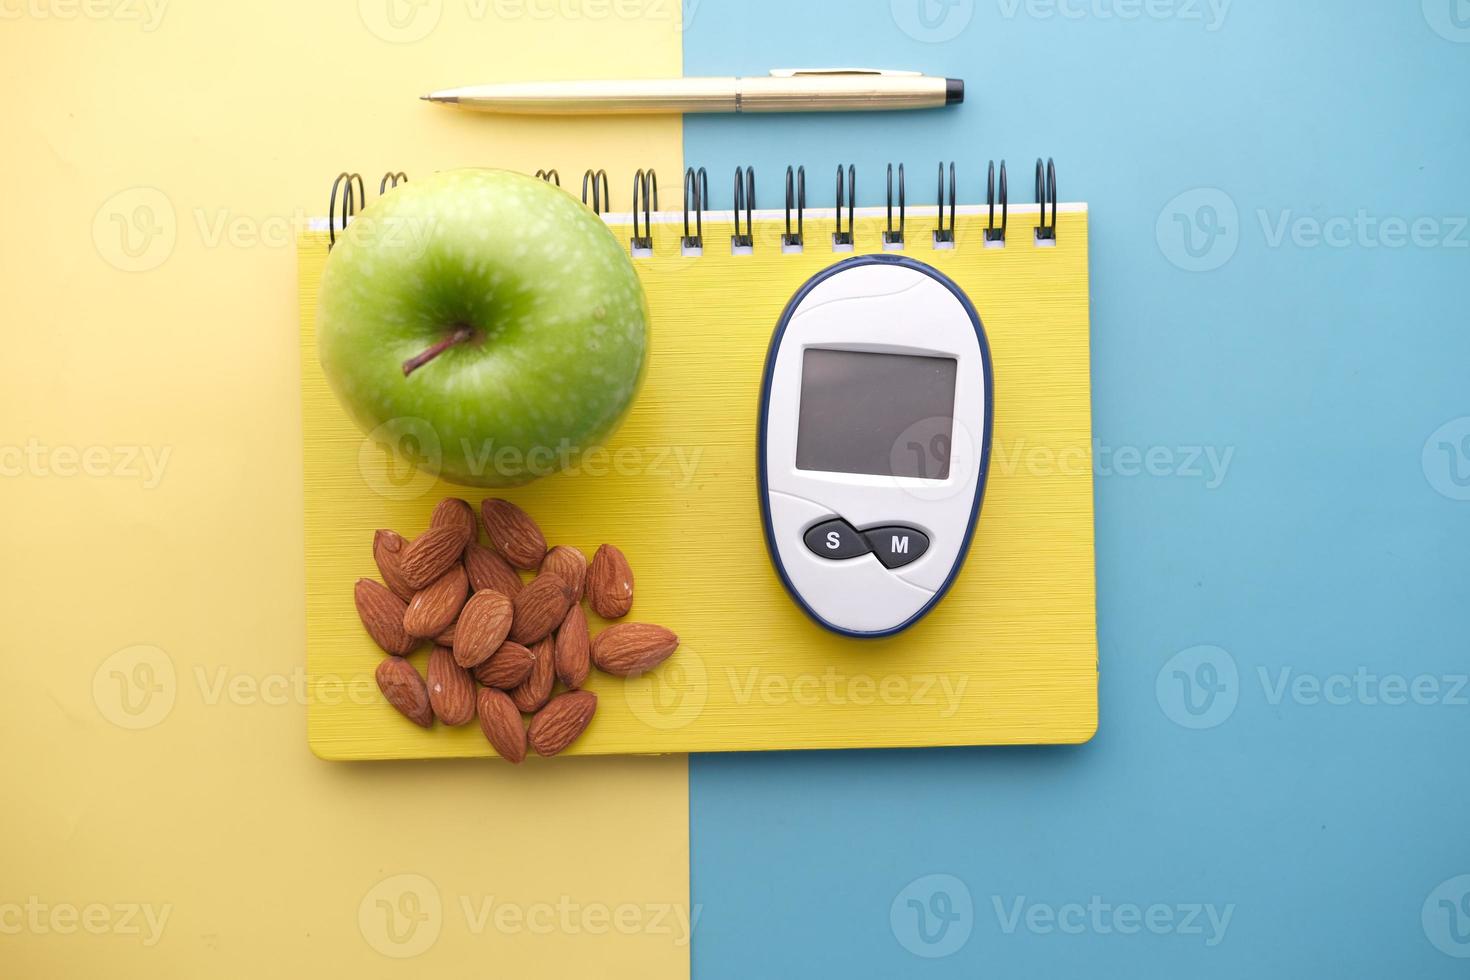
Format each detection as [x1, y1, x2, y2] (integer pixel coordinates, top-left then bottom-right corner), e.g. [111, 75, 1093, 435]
[317, 168, 649, 487]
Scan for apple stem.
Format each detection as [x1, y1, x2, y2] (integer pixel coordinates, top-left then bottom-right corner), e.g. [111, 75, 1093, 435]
[402, 326, 475, 377]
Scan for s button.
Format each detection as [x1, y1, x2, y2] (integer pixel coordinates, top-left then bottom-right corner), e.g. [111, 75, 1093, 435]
[803, 519, 871, 560]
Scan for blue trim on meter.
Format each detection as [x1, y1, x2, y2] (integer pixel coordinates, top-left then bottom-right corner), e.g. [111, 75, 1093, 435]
[757, 254, 996, 639]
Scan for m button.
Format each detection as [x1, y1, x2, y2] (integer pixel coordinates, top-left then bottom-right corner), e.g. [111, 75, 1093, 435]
[863, 526, 930, 569]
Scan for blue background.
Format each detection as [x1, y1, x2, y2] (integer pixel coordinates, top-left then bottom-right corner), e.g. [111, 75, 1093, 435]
[682, 1, 1470, 976]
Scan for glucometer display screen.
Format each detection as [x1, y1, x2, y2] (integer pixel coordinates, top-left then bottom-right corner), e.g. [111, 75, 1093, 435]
[795, 348, 958, 479]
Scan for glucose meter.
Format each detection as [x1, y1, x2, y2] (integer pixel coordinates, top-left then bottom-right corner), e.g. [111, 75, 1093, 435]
[757, 255, 993, 637]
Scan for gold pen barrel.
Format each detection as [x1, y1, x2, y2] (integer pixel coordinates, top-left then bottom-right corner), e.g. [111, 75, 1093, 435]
[437, 78, 741, 114]
[737, 74, 951, 112]
[427, 75, 958, 115]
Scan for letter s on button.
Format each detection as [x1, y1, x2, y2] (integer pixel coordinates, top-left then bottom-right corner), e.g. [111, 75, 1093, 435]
[802, 518, 872, 561]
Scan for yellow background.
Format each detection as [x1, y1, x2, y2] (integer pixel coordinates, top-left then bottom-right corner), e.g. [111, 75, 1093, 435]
[0, 2, 689, 976]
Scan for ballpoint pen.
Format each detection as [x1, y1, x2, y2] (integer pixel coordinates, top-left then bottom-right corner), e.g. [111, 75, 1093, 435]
[421, 69, 964, 115]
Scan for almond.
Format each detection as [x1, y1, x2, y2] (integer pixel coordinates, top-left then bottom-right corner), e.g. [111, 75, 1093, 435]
[528, 691, 597, 757]
[510, 635, 555, 713]
[555, 603, 591, 689]
[510, 573, 576, 645]
[481, 498, 547, 570]
[426, 646, 475, 726]
[588, 544, 634, 619]
[373, 529, 416, 602]
[465, 541, 523, 598]
[434, 621, 457, 648]
[430, 497, 479, 541]
[590, 623, 679, 677]
[403, 563, 469, 639]
[400, 525, 472, 591]
[477, 688, 527, 764]
[540, 545, 588, 601]
[472, 641, 535, 689]
[354, 579, 418, 656]
[452, 590, 514, 668]
[376, 656, 433, 728]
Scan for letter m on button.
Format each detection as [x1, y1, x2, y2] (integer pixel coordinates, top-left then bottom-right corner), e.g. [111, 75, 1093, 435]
[861, 526, 928, 568]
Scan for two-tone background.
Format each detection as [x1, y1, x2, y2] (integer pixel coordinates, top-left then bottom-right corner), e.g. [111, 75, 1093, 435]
[4, 1, 1468, 976]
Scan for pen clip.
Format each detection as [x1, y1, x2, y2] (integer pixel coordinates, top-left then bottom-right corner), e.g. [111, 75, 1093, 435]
[768, 68, 924, 78]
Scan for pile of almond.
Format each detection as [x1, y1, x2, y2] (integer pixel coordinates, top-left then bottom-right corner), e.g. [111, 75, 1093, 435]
[354, 497, 679, 762]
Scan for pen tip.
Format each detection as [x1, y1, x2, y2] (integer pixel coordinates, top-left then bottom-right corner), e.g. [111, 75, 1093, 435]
[420, 94, 458, 103]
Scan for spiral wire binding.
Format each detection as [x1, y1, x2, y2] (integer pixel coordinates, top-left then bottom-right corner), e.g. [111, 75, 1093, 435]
[1035, 157, 1057, 242]
[324, 160, 1058, 255]
[784, 166, 806, 248]
[632, 169, 659, 251]
[986, 160, 1008, 244]
[732, 166, 756, 249]
[683, 167, 709, 251]
[328, 172, 366, 250]
[884, 164, 906, 247]
[834, 164, 856, 247]
[935, 162, 957, 245]
[582, 169, 610, 215]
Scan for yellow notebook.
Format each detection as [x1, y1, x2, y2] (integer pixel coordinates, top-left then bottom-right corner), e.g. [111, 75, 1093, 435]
[300, 166, 1097, 760]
